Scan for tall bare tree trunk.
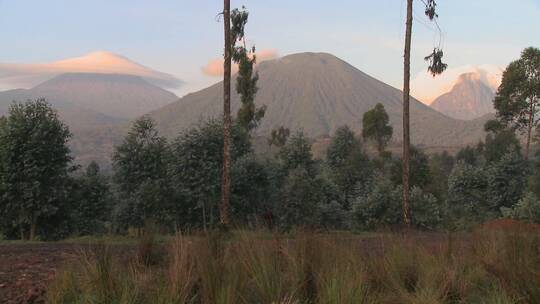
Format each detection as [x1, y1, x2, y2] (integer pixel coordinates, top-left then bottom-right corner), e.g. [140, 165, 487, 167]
[220, 0, 232, 226]
[402, 0, 413, 229]
[19, 224, 25, 241]
[29, 214, 37, 241]
[525, 105, 535, 161]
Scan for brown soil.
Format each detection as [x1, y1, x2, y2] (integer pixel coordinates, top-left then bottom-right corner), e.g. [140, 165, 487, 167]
[0, 243, 80, 304]
[479, 218, 540, 232]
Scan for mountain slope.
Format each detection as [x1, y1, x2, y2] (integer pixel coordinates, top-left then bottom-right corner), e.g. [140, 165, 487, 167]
[430, 72, 496, 120]
[150, 52, 487, 146]
[31, 73, 178, 119]
[0, 72, 179, 167]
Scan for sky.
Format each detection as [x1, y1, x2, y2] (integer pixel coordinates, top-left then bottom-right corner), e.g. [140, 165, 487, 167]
[0, 0, 539, 102]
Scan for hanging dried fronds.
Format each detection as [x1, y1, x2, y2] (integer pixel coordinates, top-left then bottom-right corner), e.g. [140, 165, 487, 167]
[424, 0, 438, 20]
[424, 48, 448, 76]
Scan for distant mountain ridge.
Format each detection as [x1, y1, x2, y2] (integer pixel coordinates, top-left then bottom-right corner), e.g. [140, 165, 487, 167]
[31, 73, 179, 118]
[149, 52, 488, 147]
[0, 52, 492, 167]
[430, 72, 496, 120]
[0, 72, 179, 167]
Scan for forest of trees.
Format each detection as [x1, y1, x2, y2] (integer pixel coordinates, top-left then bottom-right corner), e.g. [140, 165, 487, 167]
[0, 1, 537, 241]
[1, 79, 540, 240]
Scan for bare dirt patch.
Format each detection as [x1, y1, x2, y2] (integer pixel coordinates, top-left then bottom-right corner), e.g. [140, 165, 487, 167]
[0, 243, 78, 304]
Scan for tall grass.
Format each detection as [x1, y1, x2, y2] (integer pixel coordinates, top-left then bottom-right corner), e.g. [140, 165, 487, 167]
[46, 230, 540, 304]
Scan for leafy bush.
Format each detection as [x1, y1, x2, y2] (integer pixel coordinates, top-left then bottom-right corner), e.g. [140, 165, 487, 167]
[352, 174, 441, 230]
[502, 192, 540, 223]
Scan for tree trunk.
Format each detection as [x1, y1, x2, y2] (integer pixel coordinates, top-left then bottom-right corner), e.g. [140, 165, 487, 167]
[202, 201, 207, 232]
[29, 214, 37, 241]
[402, 0, 413, 229]
[19, 224, 25, 241]
[525, 105, 535, 161]
[19, 210, 27, 241]
[220, 0, 232, 227]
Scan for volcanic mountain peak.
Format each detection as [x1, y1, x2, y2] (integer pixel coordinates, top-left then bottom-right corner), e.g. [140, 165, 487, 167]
[430, 71, 496, 120]
[150, 52, 487, 147]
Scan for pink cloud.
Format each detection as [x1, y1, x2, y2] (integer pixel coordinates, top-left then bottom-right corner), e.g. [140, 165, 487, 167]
[0, 51, 182, 91]
[202, 48, 279, 77]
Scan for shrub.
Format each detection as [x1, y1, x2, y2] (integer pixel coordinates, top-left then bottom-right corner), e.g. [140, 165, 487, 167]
[502, 192, 540, 223]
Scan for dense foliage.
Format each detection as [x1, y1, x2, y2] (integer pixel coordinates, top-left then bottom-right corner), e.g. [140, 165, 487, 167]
[494, 47, 540, 159]
[0, 99, 73, 240]
[362, 103, 393, 155]
[3, 89, 540, 240]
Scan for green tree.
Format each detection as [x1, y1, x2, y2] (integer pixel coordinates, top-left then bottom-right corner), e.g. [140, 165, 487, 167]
[456, 145, 483, 166]
[362, 103, 393, 155]
[231, 6, 266, 131]
[352, 174, 440, 230]
[112, 116, 170, 232]
[169, 119, 251, 229]
[483, 123, 521, 163]
[70, 162, 110, 235]
[494, 47, 540, 160]
[447, 162, 489, 229]
[0, 99, 72, 240]
[221, 0, 233, 226]
[527, 145, 540, 198]
[268, 126, 290, 148]
[231, 155, 279, 226]
[391, 146, 430, 189]
[502, 192, 540, 223]
[427, 151, 455, 200]
[278, 168, 344, 230]
[278, 130, 315, 174]
[485, 147, 527, 212]
[326, 126, 372, 208]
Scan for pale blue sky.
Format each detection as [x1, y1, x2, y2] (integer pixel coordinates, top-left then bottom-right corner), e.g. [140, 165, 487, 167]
[0, 0, 539, 98]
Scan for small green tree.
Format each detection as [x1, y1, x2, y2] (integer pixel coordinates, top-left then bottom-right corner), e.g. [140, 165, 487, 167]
[112, 116, 171, 232]
[169, 119, 251, 229]
[231, 7, 266, 132]
[0, 99, 72, 240]
[527, 144, 540, 198]
[231, 155, 276, 225]
[502, 192, 540, 223]
[494, 47, 540, 160]
[326, 126, 372, 208]
[391, 146, 430, 189]
[362, 103, 393, 155]
[483, 120, 521, 163]
[268, 126, 290, 148]
[456, 144, 486, 166]
[278, 130, 315, 174]
[426, 151, 455, 200]
[447, 162, 489, 228]
[486, 147, 527, 211]
[352, 174, 440, 230]
[70, 162, 110, 235]
[278, 169, 344, 230]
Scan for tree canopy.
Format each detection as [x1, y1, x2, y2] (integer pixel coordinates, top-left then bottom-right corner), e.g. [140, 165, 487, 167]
[494, 47, 540, 159]
[0, 99, 73, 240]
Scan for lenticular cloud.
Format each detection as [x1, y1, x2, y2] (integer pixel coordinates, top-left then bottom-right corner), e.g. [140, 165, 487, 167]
[0, 51, 182, 91]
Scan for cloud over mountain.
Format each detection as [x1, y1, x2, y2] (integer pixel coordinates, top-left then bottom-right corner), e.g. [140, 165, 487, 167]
[411, 64, 503, 104]
[202, 48, 279, 76]
[0, 51, 183, 91]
